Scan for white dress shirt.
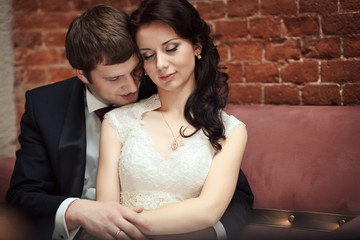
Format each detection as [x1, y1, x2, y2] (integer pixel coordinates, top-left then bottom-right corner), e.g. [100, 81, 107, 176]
[52, 87, 106, 240]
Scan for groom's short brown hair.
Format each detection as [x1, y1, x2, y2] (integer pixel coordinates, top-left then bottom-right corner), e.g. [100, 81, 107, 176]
[65, 4, 135, 78]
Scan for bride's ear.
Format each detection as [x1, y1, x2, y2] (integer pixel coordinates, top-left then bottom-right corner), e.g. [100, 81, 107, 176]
[194, 43, 202, 56]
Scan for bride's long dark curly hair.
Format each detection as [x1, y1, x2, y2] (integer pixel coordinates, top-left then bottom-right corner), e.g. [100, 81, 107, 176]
[130, 0, 229, 151]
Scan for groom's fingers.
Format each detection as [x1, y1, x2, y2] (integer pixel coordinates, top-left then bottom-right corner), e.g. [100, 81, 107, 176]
[115, 218, 146, 240]
[130, 205, 145, 213]
[112, 204, 151, 240]
[121, 205, 153, 232]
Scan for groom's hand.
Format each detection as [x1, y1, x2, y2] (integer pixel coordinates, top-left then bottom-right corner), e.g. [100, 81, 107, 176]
[66, 199, 151, 240]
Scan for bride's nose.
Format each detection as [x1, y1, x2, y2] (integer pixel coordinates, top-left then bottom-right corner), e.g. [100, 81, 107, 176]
[156, 52, 169, 70]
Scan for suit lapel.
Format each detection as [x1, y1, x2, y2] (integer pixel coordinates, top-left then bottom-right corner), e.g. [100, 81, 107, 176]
[58, 79, 86, 197]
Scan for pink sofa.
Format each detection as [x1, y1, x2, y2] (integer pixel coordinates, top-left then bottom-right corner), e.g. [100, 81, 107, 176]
[225, 105, 360, 240]
[1, 105, 360, 239]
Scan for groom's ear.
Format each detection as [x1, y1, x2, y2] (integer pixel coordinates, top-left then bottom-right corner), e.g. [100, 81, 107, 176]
[75, 69, 90, 84]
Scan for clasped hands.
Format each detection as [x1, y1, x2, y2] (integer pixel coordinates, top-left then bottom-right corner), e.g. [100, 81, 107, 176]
[66, 199, 151, 240]
[67, 200, 216, 240]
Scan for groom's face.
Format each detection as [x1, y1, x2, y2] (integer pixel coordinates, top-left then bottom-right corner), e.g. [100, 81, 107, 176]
[82, 54, 141, 106]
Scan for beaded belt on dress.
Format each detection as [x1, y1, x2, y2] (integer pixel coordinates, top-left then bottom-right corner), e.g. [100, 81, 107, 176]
[120, 191, 185, 210]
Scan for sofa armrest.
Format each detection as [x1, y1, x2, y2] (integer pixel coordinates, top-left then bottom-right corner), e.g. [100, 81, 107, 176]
[241, 209, 360, 240]
[0, 157, 15, 202]
[248, 208, 357, 232]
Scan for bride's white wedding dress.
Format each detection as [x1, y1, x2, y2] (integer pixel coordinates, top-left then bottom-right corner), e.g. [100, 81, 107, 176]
[105, 94, 243, 211]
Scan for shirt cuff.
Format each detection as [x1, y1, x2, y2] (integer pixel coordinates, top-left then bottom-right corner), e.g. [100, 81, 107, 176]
[213, 221, 227, 240]
[52, 198, 80, 240]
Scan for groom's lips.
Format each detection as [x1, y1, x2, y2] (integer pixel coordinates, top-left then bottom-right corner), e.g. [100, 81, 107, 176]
[121, 92, 136, 101]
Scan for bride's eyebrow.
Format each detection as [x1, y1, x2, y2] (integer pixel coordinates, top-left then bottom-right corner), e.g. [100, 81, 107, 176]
[162, 38, 179, 45]
[139, 38, 179, 51]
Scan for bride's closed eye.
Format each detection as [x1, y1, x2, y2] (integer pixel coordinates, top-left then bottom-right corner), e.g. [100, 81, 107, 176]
[141, 43, 180, 61]
[166, 43, 179, 53]
[143, 53, 155, 60]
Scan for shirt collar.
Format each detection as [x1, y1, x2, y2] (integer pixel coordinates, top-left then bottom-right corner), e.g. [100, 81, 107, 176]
[85, 87, 108, 113]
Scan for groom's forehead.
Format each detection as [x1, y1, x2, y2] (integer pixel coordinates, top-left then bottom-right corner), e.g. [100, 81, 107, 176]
[94, 55, 140, 77]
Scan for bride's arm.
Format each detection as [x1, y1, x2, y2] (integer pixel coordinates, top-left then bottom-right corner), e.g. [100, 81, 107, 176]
[96, 118, 122, 202]
[140, 124, 248, 235]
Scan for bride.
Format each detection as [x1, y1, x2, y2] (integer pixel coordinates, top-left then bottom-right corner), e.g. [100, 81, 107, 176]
[96, 0, 248, 238]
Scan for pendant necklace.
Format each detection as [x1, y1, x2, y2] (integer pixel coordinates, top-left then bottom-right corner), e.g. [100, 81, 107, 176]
[160, 112, 182, 151]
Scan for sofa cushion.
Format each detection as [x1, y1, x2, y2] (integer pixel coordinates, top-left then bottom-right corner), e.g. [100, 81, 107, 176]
[225, 105, 360, 215]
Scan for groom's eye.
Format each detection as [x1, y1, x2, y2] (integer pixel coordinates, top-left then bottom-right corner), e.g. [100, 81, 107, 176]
[106, 76, 123, 82]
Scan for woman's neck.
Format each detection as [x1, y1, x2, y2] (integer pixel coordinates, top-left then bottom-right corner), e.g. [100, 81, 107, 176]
[157, 88, 192, 116]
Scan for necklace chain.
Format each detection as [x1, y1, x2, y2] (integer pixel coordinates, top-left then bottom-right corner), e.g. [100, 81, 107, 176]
[160, 112, 181, 151]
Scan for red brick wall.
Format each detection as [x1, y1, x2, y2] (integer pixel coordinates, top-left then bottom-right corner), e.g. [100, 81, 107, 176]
[12, 0, 360, 124]
[201, 0, 360, 105]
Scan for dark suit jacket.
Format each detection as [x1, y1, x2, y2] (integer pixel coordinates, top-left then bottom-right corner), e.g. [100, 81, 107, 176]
[6, 77, 253, 240]
[6, 77, 88, 239]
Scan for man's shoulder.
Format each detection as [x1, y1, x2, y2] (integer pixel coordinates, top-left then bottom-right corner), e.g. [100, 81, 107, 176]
[29, 76, 81, 95]
[25, 77, 85, 110]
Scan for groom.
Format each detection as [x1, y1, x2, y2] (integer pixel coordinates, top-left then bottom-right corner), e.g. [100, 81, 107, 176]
[6, 4, 253, 240]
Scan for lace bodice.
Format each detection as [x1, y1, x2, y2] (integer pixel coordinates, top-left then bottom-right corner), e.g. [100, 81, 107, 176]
[105, 94, 243, 210]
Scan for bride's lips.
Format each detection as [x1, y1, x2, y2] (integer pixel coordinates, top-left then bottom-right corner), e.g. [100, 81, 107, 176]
[159, 72, 175, 81]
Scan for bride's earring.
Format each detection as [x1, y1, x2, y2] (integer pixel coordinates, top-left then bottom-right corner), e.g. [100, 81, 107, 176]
[196, 54, 202, 60]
